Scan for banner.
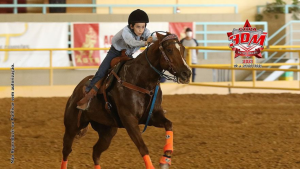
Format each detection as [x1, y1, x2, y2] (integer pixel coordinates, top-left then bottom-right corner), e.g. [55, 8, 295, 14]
[72, 23, 100, 67]
[0, 22, 69, 67]
[169, 22, 194, 40]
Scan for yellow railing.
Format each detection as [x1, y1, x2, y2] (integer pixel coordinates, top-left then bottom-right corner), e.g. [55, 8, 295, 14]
[186, 46, 300, 91]
[1, 46, 300, 90]
[0, 48, 110, 86]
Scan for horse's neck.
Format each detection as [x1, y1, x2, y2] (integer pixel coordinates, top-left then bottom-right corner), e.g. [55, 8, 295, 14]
[125, 43, 162, 89]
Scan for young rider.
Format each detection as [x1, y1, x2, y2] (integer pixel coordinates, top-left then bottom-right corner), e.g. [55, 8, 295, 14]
[77, 9, 154, 110]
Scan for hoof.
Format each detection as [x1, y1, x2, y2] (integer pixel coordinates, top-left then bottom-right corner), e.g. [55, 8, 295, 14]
[94, 165, 101, 169]
[60, 160, 68, 169]
[160, 163, 170, 169]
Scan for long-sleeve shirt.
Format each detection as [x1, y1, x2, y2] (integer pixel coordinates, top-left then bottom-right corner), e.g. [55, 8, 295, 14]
[111, 25, 153, 56]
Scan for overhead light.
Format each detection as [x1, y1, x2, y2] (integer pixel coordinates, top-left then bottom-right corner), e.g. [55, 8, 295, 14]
[176, 7, 180, 13]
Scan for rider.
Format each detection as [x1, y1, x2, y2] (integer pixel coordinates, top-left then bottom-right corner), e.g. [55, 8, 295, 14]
[77, 9, 154, 110]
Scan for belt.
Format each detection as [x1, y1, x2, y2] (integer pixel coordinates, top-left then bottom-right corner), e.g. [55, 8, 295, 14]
[111, 45, 120, 52]
[111, 45, 133, 57]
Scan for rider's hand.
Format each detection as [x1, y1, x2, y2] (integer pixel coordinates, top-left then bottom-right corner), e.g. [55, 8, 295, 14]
[147, 36, 153, 43]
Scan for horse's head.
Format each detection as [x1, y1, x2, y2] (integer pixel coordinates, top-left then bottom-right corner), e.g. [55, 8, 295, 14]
[156, 32, 192, 84]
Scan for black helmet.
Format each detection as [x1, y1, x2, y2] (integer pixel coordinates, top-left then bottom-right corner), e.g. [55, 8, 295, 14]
[128, 9, 149, 25]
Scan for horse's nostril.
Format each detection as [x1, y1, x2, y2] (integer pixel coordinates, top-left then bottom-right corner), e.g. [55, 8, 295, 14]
[181, 71, 188, 78]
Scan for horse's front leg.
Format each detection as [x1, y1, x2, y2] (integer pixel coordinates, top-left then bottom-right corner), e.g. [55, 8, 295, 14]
[150, 109, 173, 169]
[119, 108, 155, 169]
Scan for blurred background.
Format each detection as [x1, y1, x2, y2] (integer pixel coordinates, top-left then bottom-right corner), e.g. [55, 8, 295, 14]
[2, 1, 300, 169]
[1, 0, 300, 96]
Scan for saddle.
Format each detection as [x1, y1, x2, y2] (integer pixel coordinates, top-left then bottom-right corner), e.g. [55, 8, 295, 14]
[76, 50, 131, 127]
[84, 50, 132, 95]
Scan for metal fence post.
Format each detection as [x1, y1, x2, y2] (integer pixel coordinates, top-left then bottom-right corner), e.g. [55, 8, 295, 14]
[13, 0, 18, 14]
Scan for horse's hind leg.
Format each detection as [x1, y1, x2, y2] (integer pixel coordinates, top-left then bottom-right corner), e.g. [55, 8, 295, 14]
[61, 120, 89, 169]
[61, 126, 77, 169]
[90, 121, 118, 169]
[61, 102, 89, 169]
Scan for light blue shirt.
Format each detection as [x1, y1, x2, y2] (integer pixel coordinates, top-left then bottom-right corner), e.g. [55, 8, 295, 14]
[111, 25, 151, 56]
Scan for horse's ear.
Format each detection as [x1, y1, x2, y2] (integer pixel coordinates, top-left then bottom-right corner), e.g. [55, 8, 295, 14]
[156, 32, 164, 42]
[166, 32, 172, 35]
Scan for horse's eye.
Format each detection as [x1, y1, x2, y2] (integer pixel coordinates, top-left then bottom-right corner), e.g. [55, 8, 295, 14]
[167, 49, 172, 53]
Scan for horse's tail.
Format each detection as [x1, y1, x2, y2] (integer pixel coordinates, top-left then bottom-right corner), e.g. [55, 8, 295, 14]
[75, 124, 89, 139]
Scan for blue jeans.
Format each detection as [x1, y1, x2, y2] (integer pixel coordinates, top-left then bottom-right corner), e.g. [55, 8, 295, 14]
[192, 68, 196, 82]
[86, 46, 122, 92]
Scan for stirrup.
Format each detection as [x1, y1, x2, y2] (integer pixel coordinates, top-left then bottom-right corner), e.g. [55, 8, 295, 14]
[85, 98, 92, 110]
[77, 98, 92, 111]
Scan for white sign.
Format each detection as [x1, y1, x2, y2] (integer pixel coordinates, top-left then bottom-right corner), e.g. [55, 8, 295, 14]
[0, 22, 69, 67]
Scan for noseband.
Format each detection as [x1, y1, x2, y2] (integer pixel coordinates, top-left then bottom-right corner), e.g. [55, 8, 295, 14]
[145, 32, 181, 82]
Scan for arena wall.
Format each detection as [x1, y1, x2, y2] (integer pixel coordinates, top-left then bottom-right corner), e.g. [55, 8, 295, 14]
[0, 13, 240, 22]
[0, 5, 287, 88]
[95, 0, 294, 21]
[23, 0, 294, 22]
[0, 13, 243, 86]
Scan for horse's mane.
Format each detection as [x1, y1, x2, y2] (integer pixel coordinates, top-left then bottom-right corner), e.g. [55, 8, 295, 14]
[135, 39, 160, 60]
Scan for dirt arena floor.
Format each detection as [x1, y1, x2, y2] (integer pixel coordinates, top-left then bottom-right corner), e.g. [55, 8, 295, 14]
[1, 93, 300, 169]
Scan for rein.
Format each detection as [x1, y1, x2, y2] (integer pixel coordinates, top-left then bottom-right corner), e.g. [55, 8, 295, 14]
[142, 85, 160, 133]
[145, 32, 180, 82]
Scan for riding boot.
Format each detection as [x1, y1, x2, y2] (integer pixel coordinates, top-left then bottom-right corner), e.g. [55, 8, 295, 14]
[76, 79, 103, 111]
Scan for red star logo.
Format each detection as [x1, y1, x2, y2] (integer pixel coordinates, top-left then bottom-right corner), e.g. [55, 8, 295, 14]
[243, 19, 251, 28]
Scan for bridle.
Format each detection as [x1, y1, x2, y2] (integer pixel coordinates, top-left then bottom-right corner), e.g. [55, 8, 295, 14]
[145, 31, 182, 82]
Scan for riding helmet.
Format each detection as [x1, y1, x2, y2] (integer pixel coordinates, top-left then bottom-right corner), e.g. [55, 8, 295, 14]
[128, 9, 149, 24]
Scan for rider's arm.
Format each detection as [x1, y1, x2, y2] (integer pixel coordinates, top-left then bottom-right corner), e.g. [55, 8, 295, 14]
[122, 26, 147, 47]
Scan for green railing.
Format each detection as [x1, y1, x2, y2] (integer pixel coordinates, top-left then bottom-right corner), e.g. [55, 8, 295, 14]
[257, 4, 300, 14]
[0, 2, 239, 14]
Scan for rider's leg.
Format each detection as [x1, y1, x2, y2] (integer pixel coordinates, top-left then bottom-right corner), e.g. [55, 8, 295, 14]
[77, 46, 121, 110]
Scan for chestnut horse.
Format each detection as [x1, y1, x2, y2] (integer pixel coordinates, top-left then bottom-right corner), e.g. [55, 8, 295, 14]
[61, 32, 192, 169]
